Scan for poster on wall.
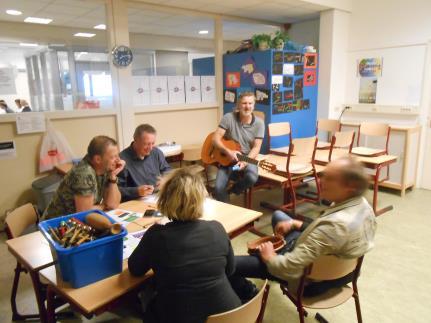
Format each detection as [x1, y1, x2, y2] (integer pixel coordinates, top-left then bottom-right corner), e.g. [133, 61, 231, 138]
[241, 57, 256, 77]
[251, 71, 268, 87]
[273, 51, 283, 63]
[255, 88, 270, 105]
[304, 70, 316, 86]
[304, 53, 317, 68]
[225, 72, 240, 88]
[150, 76, 168, 105]
[283, 90, 293, 101]
[185, 76, 201, 103]
[283, 76, 293, 88]
[201, 76, 216, 103]
[0, 68, 17, 95]
[272, 64, 283, 75]
[168, 76, 185, 104]
[273, 91, 282, 104]
[294, 65, 304, 76]
[358, 58, 383, 77]
[132, 76, 150, 106]
[359, 77, 378, 103]
[224, 89, 237, 103]
[283, 63, 294, 75]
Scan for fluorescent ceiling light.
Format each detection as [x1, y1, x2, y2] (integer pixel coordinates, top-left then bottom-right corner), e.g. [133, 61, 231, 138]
[24, 17, 52, 24]
[20, 43, 38, 47]
[93, 24, 106, 30]
[6, 9, 22, 16]
[199, 30, 209, 34]
[74, 32, 96, 38]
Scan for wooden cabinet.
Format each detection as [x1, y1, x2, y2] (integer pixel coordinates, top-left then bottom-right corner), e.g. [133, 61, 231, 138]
[341, 123, 421, 196]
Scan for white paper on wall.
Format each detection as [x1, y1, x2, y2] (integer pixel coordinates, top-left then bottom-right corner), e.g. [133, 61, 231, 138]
[150, 76, 168, 105]
[185, 76, 201, 104]
[200, 76, 216, 103]
[0, 68, 17, 94]
[272, 75, 283, 84]
[283, 63, 294, 75]
[168, 76, 185, 104]
[132, 76, 150, 106]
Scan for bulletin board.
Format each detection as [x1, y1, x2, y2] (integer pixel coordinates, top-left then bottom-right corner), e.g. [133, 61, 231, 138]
[223, 49, 318, 152]
[345, 45, 426, 106]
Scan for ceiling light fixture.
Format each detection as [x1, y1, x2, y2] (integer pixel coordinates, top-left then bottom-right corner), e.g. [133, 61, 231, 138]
[74, 32, 96, 38]
[24, 17, 52, 24]
[199, 30, 209, 35]
[6, 9, 22, 16]
[93, 24, 106, 30]
[20, 43, 38, 47]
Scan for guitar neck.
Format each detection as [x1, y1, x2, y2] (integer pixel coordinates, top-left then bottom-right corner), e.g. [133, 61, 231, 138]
[237, 154, 259, 165]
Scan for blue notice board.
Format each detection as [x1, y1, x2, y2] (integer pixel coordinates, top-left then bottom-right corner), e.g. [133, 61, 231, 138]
[223, 49, 318, 152]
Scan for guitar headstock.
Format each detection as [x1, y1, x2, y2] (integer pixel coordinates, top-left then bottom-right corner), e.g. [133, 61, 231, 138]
[258, 160, 277, 173]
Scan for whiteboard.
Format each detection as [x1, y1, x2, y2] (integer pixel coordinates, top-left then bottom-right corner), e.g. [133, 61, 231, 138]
[345, 45, 426, 106]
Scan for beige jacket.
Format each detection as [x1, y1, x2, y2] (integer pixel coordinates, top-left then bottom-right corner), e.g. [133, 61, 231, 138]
[266, 196, 376, 281]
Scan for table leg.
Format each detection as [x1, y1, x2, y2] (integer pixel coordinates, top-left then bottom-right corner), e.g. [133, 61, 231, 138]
[46, 286, 56, 323]
[372, 165, 394, 216]
[29, 270, 48, 323]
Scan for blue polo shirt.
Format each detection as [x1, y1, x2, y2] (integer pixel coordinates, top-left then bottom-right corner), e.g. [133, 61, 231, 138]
[118, 144, 171, 201]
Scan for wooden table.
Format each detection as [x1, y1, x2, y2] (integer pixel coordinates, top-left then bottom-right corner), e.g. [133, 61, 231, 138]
[6, 199, 261, 322]
[6, 232, 55, 322]
[258, 153, 397, 216]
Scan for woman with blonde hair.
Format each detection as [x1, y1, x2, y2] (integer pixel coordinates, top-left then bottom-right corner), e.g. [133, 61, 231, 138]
[128, 167, 241, 323]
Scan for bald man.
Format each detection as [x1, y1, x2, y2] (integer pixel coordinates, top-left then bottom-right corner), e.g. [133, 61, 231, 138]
[231, 157, 377, 300]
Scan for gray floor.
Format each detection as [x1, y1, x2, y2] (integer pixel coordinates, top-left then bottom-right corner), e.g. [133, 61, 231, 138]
[1, 187, 431, 323]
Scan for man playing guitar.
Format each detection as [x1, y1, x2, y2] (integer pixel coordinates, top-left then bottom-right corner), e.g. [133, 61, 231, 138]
[212, 92, 265, 202]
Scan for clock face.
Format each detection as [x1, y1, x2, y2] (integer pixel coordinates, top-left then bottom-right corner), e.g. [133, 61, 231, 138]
[112, 45, 133, 67]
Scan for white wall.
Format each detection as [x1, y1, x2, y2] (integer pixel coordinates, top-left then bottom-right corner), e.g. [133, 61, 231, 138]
[341, 0, 431, 188]
[289, 18, 320, 50]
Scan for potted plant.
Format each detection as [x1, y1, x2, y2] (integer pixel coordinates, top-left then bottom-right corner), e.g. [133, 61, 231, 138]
[271, 31, 289, 50]
[251, 34, 272, 51]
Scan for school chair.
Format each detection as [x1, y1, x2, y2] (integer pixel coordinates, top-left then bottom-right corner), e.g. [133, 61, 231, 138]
[268, 122, 292, 155]
[352, 122, 391, 157]
[314, 130, 356, 165]
[5, 203, 44, 321]
[206, 280, 270, 323]
[316, 119, 341, 150]
[280, 255, 364, 323]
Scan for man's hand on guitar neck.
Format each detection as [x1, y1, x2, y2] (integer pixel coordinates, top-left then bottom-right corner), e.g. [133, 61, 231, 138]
[226, 149, 240, 163]
[236, 161, 247, 171]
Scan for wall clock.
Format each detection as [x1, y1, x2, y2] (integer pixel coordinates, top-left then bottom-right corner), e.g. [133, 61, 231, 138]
[112, 45, 133, 67]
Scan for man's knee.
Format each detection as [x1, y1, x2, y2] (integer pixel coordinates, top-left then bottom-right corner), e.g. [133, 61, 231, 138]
[272, 210, 292, 228]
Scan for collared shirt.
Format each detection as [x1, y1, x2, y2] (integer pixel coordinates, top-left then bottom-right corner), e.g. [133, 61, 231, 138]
[267, 196, 377, 280]
[218, 112, 265, 154]
[43, 156, 107, 219]
[118, 144, 171, 201]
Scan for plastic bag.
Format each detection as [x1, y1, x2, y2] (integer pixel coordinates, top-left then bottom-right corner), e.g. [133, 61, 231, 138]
[39, 121, 75, 172]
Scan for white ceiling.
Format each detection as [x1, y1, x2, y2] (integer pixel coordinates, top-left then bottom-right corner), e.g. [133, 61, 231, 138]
[0, 0, 326, 41]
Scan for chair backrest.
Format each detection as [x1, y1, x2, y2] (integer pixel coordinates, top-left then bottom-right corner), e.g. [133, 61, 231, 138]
[268, 122, 291, 137]
[307, 255, 360, 281]
[317, 119, 341, 133]
[206, 280, 269, 323]
[357, 122, 391, 152]
[291, 136, 317, 163]
[5, 203, 38, 239]
[328, 131, 355, 161]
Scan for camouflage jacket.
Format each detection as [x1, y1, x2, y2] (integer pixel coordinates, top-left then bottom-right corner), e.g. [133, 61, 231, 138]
[43, 156, 108, 219]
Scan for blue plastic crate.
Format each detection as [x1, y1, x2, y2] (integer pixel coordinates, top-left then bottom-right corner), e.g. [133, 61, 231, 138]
[39, 209, 127, 288]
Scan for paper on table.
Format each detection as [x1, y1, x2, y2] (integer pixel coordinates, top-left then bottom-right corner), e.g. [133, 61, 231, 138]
[150, 76, 168, 105]
[140, 194, 158, 204]
[168, 76, 185, 104]
[107, 209, 144, 225]
[123, 230, 146, 260]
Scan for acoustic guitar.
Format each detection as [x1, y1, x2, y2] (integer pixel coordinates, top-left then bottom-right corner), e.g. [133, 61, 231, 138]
[201, 132, 276, 172]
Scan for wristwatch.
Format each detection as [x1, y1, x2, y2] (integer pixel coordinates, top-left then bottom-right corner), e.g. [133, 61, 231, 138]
[108, 177, 118, 184]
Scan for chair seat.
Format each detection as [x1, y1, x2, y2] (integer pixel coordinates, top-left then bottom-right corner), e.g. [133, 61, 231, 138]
[289, 163, 313, 174]
[302, 286, 353, 309]
[270, 146, 290, 155]
[316, 141, 331, 149]
[351, 146, 385, 157]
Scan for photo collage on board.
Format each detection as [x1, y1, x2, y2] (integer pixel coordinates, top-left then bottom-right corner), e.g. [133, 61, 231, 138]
[272, 50, 317, 115]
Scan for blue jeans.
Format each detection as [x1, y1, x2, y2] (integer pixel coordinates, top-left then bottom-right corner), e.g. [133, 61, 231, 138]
[213, 163, 258, 202]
